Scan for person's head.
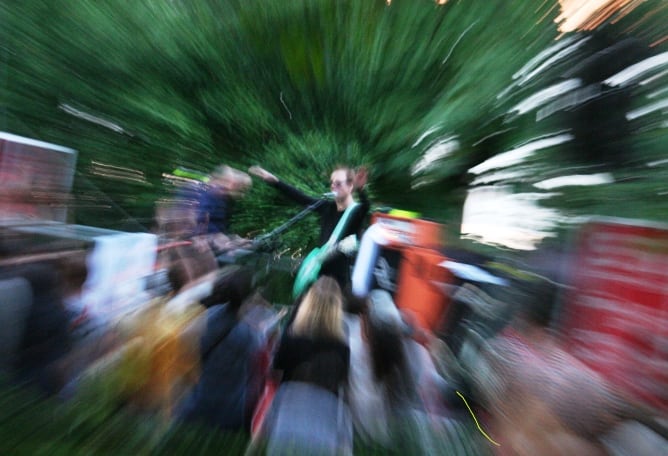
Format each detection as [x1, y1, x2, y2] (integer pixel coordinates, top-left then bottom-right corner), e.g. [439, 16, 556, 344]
[57, 251, 89, 298]
[211, 165, 252, 198]
[201, 266, 254, 313]
[344, 292, 367, 315]
[330, 166, 355, 201]
[290, 276, 345, 340]
[367, 289, 405, 334]
[512, 278, 558, 333]
[165, 244, 217, 292]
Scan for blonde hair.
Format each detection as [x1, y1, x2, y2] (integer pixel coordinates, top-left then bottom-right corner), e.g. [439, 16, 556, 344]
[212, 165, 252, 196]
[290, 276, 345, 341]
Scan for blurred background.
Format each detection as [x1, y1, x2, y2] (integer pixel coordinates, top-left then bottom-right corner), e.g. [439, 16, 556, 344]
[1, 0, 667, 454]
[1, 0, 666, 251]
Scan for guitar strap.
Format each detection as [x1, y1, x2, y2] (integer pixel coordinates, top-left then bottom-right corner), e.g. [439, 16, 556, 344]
[291, 202, 361, 299]
[323, 202, 359, 250]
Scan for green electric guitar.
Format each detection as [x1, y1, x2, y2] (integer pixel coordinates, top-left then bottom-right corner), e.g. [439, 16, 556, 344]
[292, 202, 359, 299]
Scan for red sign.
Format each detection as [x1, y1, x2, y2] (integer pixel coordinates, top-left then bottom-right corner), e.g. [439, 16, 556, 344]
[561, 218, 668, 411]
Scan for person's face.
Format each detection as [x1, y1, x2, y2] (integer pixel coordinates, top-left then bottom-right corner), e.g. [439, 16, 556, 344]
[216, 173, 250, 198]
[330, 169, 352, 199]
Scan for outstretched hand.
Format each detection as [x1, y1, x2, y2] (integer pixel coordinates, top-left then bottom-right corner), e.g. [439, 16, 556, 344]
[249, 166, 278, 183]
[353, 166, 368, 190]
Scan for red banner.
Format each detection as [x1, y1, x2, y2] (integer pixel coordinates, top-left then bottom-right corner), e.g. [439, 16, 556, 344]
[561, 218, 668, 411]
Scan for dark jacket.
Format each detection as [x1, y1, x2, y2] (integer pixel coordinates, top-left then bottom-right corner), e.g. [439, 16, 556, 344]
[271, 180, 369, 246]
[177, 304, 262, 430]
[273, 332, 350, 396]
[271, 180, 370, 288]
[197, 187, 233, 235]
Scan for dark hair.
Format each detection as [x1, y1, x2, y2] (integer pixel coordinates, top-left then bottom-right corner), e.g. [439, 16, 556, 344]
[57, 251, 89, 295]
[167, 258, 196, 292]
[165, 244, 217, 292]
[201, 267, 254, 312]
[517, 279, 558, 328]
[366, 315, 417, 409]
[344, 292, 367, 315]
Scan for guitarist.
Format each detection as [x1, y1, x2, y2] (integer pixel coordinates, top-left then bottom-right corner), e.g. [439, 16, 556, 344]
[249, 165, 370, 294]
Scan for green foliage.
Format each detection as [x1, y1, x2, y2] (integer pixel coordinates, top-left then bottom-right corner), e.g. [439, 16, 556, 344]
[0, 376, 492, 456]
[1, 0, 667, 248]
[0, 0, 560, 234]
[0, 378, 250, 455]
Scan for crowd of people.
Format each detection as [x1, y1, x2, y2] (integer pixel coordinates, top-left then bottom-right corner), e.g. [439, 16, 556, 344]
[1, 162, 666, 455]
[155, 163, 463, 452]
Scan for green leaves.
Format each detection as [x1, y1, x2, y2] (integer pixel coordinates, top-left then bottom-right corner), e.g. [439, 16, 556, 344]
[3, 0, 667, 247]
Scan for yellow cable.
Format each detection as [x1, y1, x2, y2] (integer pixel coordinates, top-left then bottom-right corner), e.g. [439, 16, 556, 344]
[456, 390, 501, 447]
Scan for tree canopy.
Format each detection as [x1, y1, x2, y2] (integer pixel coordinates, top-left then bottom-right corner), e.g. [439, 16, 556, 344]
[1, 0, 667, 251]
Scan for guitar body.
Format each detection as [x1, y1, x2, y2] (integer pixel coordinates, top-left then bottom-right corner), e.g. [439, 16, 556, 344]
[291, 234, 359, 299]
[291, 201, 362, 299]
[292, 246, 325, 299]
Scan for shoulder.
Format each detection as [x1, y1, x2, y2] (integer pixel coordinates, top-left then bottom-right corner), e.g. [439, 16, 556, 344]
[281, 333, 347, 350]
[205, 303, 229, 321]
[231, 318, 261, 344]
[343, 314, 363, 344]
[196, 188, 214, 207]
[202, 304, 235, 336]
[319, 336, 350, 357]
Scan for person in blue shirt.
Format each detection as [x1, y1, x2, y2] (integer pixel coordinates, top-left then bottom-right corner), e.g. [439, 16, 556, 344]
[196, 165, 251, 236]
[176, 267, 263, 431]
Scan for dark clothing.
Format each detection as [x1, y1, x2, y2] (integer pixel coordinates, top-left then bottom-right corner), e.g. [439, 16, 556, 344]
[271, 181, 369, 246]
[270, 180, 370, 288]
[263, 381, 353, 456]
[4, 264, 72, 395]
[177, 304, 262, 431]
[273, 332, 350, 396]
[197, 187, 233, 235]
[174, 182, 232, 235]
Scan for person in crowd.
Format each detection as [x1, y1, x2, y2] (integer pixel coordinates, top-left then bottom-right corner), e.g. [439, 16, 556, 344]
[160, 165, 252, 253]
[272, 276, 349, 394]
[249, 165, 370, 293]
[97, 254, 237, 419]
[165, 244, 218, 293]
[53, 252, 122, 392]
[347, 289, 417, 446]
[346, 289, 449, 452]
[196, 165, 252, 236]
[257, 276, 351, 455]
[175, 267, 264, 431]
[2, 261, 72, 395]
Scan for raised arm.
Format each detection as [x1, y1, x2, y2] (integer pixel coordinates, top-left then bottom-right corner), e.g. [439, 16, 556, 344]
[351, 167, 371, 228]
[354, 166, 369, 199]
[249, 166, 319, 206]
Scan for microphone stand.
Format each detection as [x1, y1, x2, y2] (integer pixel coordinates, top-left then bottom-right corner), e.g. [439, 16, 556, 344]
[253, 197, 328, 244]
[217, 197, 328, 264]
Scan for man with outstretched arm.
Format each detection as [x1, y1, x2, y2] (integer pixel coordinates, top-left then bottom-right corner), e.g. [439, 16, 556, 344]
[249, 165, 370, 295]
